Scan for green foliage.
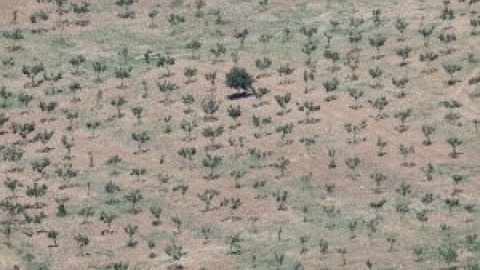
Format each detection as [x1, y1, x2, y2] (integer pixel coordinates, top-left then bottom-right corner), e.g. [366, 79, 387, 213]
[440, 1, 455, 20]
[396, 46, 412, 65]
[74, 233, 89, 256]
[323, 78, 339, 98]
[233, 28, 249, 48]
[275, 123, 294, 142]
[301, 41, 317, 65]
[197, 189, 219, 211]
[438, 245, 458, 266]
[344, 119, 367, 143]
[277, 64, 295, 84]
[77, 206, 95, 223]
[125, 190, 143, 212]
[116, 0, 136, 18]
[149, 205, 162, 226]
[202, 154, 222, 179]
[298, 101, 320, 123]
[323, 49, 341, 68]
[227, 105, 242, 124]
[69, 55, 86, 73]
[422, 124, 436, 145]
[30, 11, 49, 23]
[131, 106, 144, 123]
[345, 157, 361, 180]
[1, 146, 24, 162]
[111, 262, 129, 270]
[71, 2, 90, 14]
[164, 241, 186, 268]
[442, 63, 462, 84]
[183, 67, 197, 83]
[115, 66, 133, 88]
[30, 157, 51, 176]
[131, 131, 151, 152]
[252, 87, 270, 104]
[124, 224, 139, 247]
[202, 98, 220, 118]
[210, 43, 226, 62]
[168, 14, 186, 34]
[274, 190, 289, 210]
[180, 118, 198, 140]
[274, 93, 291, 112]
[446, 137, 462, 158]
[3, 28, 24, 40]
[368, 34, 387, 57]
[92, 61, 107, 82]
[110, 96, 128, 117]
[157, 80, 178, 104]
[202, 125, 224, 145]
[418, 26, 435, 47]
[22, 63, 45, 87]
[227, 234, 242, 254]
[395, 18, 409, 37]
[156, 55, 176, 76]
[205, 71, 217, 88]
[225, 67, 254, 91]
[368, 96, 389, 119]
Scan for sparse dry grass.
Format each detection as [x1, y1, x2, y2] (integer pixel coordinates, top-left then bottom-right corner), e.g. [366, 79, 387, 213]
[0, 0, 479, 270]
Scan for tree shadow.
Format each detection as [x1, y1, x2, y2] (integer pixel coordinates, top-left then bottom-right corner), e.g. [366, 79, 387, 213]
[227, 92, 253, 100]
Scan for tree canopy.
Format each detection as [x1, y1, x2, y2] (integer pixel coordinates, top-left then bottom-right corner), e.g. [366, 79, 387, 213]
[225, 67, 254, 92]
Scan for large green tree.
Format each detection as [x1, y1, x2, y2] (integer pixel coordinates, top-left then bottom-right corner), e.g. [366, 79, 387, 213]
[225, 67, 254, 93]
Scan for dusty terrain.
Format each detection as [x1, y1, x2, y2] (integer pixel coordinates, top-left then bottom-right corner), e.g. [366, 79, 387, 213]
[0, 0, 479, 269]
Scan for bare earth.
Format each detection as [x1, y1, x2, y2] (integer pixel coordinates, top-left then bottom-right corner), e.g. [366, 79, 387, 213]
[0, 0, 479, 270]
